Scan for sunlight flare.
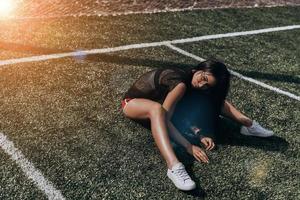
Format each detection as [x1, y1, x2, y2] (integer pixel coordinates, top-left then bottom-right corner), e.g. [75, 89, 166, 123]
[0, 0, 15, 17]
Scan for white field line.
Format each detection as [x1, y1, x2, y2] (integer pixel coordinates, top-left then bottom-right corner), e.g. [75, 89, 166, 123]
[165, 43, 300, 101]
[1, 25, 300, 67]
[0, 132, 65, 200]
[4, 4, 300, 20]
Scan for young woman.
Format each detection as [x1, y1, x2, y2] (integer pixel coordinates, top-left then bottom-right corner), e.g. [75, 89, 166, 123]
[121, 59, 274, 191]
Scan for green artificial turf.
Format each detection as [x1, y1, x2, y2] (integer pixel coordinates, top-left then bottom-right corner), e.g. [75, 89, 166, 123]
[0, 5, 299, 200]
[1, 45, 299, 199]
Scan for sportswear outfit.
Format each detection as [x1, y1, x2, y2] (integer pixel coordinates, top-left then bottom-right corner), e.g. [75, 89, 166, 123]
[122, 67, 192, 104]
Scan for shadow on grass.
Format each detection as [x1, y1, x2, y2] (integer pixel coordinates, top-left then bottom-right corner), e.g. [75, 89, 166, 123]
[0, 41, 194, 69]
[2, 41, 299, 86]
[215, 117, 289, 153]
[157, 114, 287, 196]
[0, 41, 71, 54]
[168, 117, 289, 197]
[85, 53, 194, 69]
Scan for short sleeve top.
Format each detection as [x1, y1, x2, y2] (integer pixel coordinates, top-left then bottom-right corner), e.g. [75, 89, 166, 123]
[123, 67, 192, 104]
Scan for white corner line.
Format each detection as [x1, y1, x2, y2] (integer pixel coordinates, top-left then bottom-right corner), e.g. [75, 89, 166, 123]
[0, 132, 65, 200]
[165, 43, 300, 102]
[170, 25, 300, 44]
[1, 25, 300, 67]
[164, 43, 205, 62]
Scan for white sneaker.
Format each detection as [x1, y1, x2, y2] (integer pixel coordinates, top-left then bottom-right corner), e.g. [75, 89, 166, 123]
[240, 120, 274, 137]
[167, 162, 196, 191]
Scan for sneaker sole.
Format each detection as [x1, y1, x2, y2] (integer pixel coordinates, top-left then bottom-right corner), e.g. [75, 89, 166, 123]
[240, 127, 274, 137]
[167, 172, 196, 191]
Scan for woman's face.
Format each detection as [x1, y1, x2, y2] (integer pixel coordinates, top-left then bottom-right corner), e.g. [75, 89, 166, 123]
[191, 70, 216, 90]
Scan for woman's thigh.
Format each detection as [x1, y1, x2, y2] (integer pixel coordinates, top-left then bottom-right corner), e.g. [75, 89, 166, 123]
[122, 98, 161, 120]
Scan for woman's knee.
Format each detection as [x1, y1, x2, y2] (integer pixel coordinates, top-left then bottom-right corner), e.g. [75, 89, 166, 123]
[149, 103, 166, 118]
[122, 100, 164, 120]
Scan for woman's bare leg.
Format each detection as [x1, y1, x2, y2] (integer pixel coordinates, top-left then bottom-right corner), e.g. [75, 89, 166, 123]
[123, 98, 179, 169]
[222, 101, 253, 127]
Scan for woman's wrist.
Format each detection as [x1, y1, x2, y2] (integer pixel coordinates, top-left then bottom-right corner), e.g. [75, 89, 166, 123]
[186, 143, 193, 155]
[198, 134, 205, 140]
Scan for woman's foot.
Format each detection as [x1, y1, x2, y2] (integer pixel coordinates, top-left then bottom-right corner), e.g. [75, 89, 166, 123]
[240, 120, 274, 137]
[167, 162, 196, 191]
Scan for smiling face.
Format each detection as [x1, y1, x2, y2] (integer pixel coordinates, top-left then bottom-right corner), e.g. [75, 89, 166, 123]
[191, 70, 217, 90]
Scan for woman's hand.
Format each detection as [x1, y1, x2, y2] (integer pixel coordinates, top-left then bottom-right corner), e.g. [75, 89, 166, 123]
[187, 144, 209, 163]
[200, 137, 215, 151]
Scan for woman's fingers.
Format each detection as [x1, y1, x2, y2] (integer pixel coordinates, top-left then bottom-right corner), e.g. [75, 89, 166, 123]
[199, 153, 209, 163]
[194, 152, 203, 163]
[206, 139, 212, 150]
[202, 140, 208, 147]
[201, 137, 215, 151]
[208, 141, 215, 150]
[207, 139, 215, 150]
[194, 154, 201, 162]
[197, 149, 209, 163]
[201, 150, 209, 162]
[192, 145, 209, 163]
[201, 138, 209, 148]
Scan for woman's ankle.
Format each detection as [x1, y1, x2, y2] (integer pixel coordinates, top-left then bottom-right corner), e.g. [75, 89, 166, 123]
[167, 160, 181, 170]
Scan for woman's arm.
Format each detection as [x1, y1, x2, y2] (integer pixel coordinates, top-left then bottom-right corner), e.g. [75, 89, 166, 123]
[221, 100, 253, 127]
[162, 83, 191, 149]
[162, 82, 186, 120]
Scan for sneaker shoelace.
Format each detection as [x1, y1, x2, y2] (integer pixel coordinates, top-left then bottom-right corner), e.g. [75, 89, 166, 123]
[174, 167, 191, 182]
[249, 121, 265, 132]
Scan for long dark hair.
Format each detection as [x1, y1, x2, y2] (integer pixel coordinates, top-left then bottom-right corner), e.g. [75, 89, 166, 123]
[191, 58, 231, 114]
